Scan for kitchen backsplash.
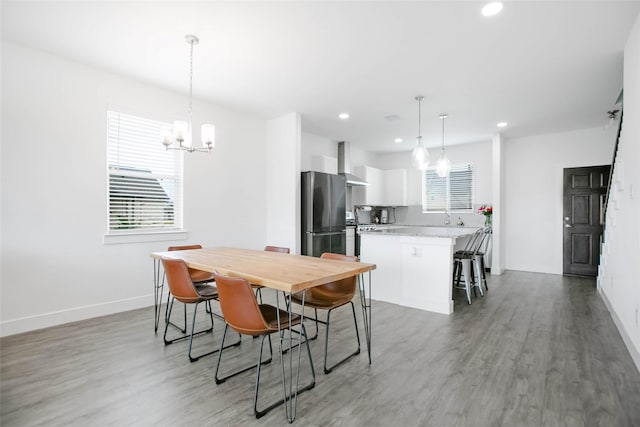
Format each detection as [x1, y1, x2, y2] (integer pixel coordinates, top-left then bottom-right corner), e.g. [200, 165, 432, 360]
[386, 205, 487, 227]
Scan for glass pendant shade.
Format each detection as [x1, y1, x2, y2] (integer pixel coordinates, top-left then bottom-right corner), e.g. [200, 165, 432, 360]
[201, 124, 215, 148]
[172, 120, 189, 145]
[412, 140, 430, 170]
[411, 95, 429, 170]
[436, 150, 451, 177]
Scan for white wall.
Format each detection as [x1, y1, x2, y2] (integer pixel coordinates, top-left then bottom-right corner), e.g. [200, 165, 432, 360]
[504, 126, 617, 274]
[0, 41, 269, 336]
[300, 132, 337, 172]
[266, 113, 301, 253]
[598, 13, 640, 370]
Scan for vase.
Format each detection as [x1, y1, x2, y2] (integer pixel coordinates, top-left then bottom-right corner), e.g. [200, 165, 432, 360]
[484, 215, 492, 227]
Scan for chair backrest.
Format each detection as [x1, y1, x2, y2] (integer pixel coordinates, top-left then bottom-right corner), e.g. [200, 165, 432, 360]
[309, 253, 359, 298]
[264, 245, 290, 254]
[476, 227, 491, 254]
[162, 258, 201, 303]
[213, 273, 269, 336]
[168, 244, 203, 251]
[461, 228, 485, 253]
[167, 244, 214, 282]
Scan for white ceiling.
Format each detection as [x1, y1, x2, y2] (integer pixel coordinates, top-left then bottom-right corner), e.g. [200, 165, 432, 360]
[2, 1, 638, 153]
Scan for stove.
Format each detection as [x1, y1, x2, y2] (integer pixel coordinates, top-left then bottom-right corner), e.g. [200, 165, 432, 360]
[357, 224, 377, 232]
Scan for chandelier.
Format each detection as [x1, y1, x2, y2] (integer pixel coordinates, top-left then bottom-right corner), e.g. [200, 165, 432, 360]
[162, 35, 214, 153]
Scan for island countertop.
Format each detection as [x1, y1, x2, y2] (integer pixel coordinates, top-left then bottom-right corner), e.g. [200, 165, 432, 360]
[359, 225, 476, 238]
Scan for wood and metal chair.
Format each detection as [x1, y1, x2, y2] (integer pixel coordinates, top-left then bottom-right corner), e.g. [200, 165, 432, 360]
[453, 227, 489, 304]
[163, 244, 217, 334]
[162, 258, 239, 362]
[290, 252, 361, 374]
[252, 245, 290, 303]
[213, 272, 315, 419]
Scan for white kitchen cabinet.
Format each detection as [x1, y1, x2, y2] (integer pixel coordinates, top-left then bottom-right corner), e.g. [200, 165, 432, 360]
[311, 155, 337, 174]
[353, 165, 383, 205]
[383, 169, 407, 206]
[353, 165, 407, 206]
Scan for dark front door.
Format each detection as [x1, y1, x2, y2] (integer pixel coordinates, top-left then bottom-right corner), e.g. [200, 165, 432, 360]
[563, 165, 610, 277]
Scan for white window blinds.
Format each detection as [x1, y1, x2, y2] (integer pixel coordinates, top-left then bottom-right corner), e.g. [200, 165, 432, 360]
[107, 111, 183, 232]
[422, 163, 474, 212]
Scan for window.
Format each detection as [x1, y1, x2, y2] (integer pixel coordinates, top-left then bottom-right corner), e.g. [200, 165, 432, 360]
[106, 111, 183, 233]
[422, 163, 474, 212]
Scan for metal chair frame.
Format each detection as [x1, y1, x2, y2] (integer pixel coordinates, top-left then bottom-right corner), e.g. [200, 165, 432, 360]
[213, 274, 316, 419]
[453, 227, 489, 304]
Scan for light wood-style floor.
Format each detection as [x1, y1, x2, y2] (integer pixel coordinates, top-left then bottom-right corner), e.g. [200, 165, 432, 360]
[2, 271, 640, 426]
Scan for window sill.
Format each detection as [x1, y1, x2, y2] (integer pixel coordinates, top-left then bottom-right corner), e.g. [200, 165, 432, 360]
[103, 230, 188, 245]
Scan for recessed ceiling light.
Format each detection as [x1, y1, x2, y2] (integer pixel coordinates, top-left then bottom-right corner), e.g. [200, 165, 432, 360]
[497, 122, 508, 128]
[482, 2, 503, 17]
[394, 138, 403, 144]
[339, 113, 349, 120]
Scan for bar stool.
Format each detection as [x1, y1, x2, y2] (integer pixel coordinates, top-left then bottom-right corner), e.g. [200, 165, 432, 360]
[453, 227, 488, 304]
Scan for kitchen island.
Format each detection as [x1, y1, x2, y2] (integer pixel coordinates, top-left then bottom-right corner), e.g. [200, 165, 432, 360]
[359, 226, 475, 314]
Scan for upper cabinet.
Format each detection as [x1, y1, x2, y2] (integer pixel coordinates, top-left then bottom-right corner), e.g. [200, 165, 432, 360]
[353, 166, 407, 206]
[311, 155, 337, 174]
[383, 169, 408, 206]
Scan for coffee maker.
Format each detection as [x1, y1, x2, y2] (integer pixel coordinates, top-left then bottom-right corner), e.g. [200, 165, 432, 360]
[380, 209, 388, 224]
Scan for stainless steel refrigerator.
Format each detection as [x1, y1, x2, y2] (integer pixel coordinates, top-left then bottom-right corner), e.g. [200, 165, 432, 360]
[301, 171, 346, 257]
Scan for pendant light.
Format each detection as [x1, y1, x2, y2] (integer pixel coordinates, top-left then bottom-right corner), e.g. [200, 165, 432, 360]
[436, 113, 451, 177]
[411, 95, 430, 170]
[162, 34, 215, 153]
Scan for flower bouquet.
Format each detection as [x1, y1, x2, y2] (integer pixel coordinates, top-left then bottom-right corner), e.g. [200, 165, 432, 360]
[478, 205, 493, 227]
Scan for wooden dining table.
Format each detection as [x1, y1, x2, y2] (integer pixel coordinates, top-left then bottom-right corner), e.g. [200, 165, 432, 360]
[150, 246, 376, 422]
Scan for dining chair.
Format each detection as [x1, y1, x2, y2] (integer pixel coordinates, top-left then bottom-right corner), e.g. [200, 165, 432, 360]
[290, 252, 361, 374]
[213, 272, 315, 419]
[252, 245, 290, 303]
[453, 227, 488, 304]
[162, 258, 239, 362]
[164, 244, 216, 334]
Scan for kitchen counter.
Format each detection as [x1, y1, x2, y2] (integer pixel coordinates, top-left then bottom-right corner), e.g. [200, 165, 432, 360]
[359, 226, 475, 314]
[360, 225, 475, 238]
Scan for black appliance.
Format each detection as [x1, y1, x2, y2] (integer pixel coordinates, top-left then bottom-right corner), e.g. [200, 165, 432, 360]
[301, 171, 346, 257]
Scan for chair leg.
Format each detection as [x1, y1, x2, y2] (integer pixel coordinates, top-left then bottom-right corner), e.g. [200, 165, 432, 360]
[323, 301, 361, 374]
[460, 259, 472, 305]
[255, 323, 316, 419]
[473, 256, 484, 297]
[188, 304, 242, 363]
[164, 292, 187, 334]
[215, 325, 272, 385]
[480, 255, 488, 290]
[164, 298, 214, 346]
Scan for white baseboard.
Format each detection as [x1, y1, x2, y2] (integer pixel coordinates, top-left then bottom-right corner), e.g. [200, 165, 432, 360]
[0, 295, 153, 337]
[599, 289, 640, 373]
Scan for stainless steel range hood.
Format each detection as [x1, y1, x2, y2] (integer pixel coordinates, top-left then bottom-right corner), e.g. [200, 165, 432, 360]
[338, 141, 369, 186]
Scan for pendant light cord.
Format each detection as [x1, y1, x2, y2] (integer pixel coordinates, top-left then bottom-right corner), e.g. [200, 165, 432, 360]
[441, 115, 444, 151]
[188, 38, 194, 133]
[416, 95, 424, 145]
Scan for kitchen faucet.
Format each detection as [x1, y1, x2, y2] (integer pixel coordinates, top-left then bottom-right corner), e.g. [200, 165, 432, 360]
[444, 210, 450, 225]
